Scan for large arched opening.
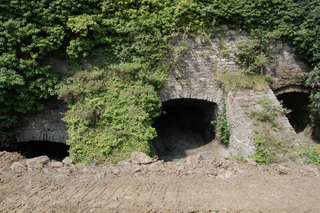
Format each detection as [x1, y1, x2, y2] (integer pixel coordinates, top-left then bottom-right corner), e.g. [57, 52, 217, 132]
[153, 99, 216, 161]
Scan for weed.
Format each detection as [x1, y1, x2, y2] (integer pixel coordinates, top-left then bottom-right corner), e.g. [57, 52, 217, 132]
[196, 32, 212, 44]
[213, 59, 218, 73]
[296, 142, 320, 165]
[222, 50, 229, 58]
[232, 151, 245, 162]
[248, 98, 291, 129]
[235, 28, 276, 75]
[212, 103, 231, 145]
[200, 50, 212, 60]
[249, 129, 276, 165]
[216, 73, 270, 94]
[172, 40, 190, 65]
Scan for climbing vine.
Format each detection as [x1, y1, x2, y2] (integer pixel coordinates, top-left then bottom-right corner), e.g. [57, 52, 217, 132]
[2, 0, 320, 163]
[212, 103, 231, 145]
[302, 64, 320, 126]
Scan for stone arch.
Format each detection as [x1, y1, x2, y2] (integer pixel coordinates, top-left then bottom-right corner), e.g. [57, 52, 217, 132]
[152, 97, 218, 160]
[273, 85, 310, 97]
[274, 85, 311, 133]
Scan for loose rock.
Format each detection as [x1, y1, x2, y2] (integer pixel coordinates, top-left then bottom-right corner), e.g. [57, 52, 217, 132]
[130, 152, 153, 164]
[51, 161, 64, 169]
[10, 162, 26, 173]
[62, 157, 75, 166]
[26, 156, 50, 170]
[244, 158, 257, 166]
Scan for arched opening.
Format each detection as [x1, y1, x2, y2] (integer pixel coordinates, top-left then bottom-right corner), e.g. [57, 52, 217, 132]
[276, 92, 311, 133]
[153, 99, 216, 161]
[15, 141, 69, 161]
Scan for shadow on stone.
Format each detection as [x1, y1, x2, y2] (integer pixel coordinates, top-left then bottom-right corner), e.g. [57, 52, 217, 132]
[15, 141, 69, 161]
[153, 99, 216, 161]
[276, 92, 310, 133]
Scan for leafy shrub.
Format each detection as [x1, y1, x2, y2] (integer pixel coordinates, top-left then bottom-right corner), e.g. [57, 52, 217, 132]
[296, 142, 320, 166]
[212, 103, 231, 144]
[302, 64, 320, 126]
[235, 29, 276, 75]
[248, 98, 291, 129]
[58, 67, 162, 164]
[232, 151, 244, 162]
[250, 129, 274, 166]
[2, 0, 320, 166]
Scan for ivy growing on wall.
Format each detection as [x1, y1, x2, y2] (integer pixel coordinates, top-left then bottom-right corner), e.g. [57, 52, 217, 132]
[302, 64, 320, 126]
[1, 0, 320, 163]
[57, 66, 163, 164]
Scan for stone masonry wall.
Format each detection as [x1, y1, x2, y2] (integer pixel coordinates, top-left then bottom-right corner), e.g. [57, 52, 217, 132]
[159, 26, 307, 156]
[16, 27, 308, 156]
[15, 96, 68, 143]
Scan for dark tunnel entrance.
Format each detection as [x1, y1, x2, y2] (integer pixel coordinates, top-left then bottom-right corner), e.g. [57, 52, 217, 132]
[276, 92, 311, 133]
[153, 99, 216, 161]
[15, 141, 69, 161]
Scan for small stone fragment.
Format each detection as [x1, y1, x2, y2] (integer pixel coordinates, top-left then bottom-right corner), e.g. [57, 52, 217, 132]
[130, 151, 153, 164]
[94, 172, 102, 179]
[117, 158, 132, 166]
[186, 155, 202, 165]
[244, 158, 257, 166]
[10, 162, 26, 172]
[51, 161, 63, 169]
[201, 167, 217, 176]
[43, 168, 52, 175]
[26, 156, 50, 170]
[278, 165, 289, 175]
[62, 157, 75, 166]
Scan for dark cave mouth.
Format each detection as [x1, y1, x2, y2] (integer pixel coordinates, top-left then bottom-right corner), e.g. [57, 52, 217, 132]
[153, 99, 216, 158]
[276, 92, 311, 133]
[15, 141, 69, 161]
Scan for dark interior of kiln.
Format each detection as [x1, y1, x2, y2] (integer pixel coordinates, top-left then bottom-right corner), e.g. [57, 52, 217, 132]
[276, 92, 311, 132]
[153, 99, 216, 160]
[15, 141, 69, 161]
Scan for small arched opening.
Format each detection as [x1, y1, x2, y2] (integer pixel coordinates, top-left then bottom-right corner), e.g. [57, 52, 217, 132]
[276, 92, 311, 133]
[15, 141, 69, 161]
[153, 98, 216, 161]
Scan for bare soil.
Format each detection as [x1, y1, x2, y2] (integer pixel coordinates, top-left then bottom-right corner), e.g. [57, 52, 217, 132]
[0, 151, 320, 213]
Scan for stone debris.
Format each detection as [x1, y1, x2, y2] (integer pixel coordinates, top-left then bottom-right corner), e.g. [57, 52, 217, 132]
[10, 162, 26, 173]
[277, 164, 289, 175]
[26, 156, 50, 170]
[94, 172, 102, 179]
[130, 151, 154, 164]
[186, 154, 203, 165]
[244, 158, 257, 166]
[50, 161, 64, 168]
[62, 157, 75, 166]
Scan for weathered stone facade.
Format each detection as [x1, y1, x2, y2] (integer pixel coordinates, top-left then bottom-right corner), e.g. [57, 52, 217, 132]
[15, 27, 310, 157]
[158, 27, 309, 156]
[15, 96, 68, 143]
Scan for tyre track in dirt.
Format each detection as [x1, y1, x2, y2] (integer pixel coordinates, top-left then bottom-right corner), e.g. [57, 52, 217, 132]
[1, 152, 320, 212]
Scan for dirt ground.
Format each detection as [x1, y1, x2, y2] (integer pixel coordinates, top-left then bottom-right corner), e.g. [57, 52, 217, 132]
[0, 151, 320, 213]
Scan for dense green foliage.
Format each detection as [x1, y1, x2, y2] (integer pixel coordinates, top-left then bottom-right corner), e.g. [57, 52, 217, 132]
[57, 66, 162, 164]
[297, 142, 320, 165]
[302, 64, 320, 126]
[235, 29, 276, 74]
[1, 0, 320, 163]
[250, 129, 273, 166]
[212, 103, 230, 144]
